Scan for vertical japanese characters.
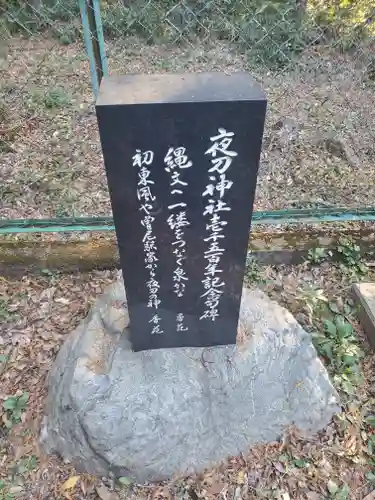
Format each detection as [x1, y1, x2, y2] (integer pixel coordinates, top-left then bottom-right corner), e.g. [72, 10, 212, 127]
[133, 149, 163, 335]
[134, 128, 237, 333]
[200, 128, 237, 321]
[165, 147, 192, 332]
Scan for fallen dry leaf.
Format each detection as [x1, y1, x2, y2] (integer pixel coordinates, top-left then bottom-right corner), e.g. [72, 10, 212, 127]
[237, 469, 245, 484]
[207, 481, 226, 495]
[1, 262, 375, 500]
[8, 486, 24, 494]
[279, 493, 290, 500]
[61, 475, 80, 491]
[306, 493, 321, 500]
[55, 297, 71, 305]
[96, 484, 119, 500]
[363, 490, 375, 500]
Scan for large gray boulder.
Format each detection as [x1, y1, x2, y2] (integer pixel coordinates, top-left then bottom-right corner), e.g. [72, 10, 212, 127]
[41, 275, 340, 483]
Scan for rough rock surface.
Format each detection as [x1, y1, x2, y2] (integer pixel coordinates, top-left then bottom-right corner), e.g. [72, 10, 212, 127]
[41, 275, 340, 483]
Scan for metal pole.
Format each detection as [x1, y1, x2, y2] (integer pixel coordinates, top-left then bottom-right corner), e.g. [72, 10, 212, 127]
[93, 0, 108, 76]
[86, 0, 104, 88]
[79, 0, 99, 97]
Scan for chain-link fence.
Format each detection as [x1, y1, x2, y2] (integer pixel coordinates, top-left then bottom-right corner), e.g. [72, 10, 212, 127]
[0, 0, 110, 224]
[0, 1, 374, 227]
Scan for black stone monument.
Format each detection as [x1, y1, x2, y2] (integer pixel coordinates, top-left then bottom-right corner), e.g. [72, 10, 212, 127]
[96, 72, 267, 351]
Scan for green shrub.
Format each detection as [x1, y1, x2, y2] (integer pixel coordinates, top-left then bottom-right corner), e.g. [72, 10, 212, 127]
[309, 0, 374, 49]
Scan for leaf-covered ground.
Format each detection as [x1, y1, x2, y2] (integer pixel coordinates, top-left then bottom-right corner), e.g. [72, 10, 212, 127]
[1, 250, 375, 500]
[1, 25, 375, 500]
[0, 34, 375, 221]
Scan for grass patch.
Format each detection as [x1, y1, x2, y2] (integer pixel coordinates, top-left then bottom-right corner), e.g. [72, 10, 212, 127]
[29, 87, 72, 109]
[51, 22, 81, 45]
[0, 0, 80, 34]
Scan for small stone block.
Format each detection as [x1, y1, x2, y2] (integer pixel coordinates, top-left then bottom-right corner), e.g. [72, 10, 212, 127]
[352, 282, 375, 349]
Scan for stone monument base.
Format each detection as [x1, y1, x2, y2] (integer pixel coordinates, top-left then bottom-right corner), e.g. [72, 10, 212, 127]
[41, 275, 340, 483]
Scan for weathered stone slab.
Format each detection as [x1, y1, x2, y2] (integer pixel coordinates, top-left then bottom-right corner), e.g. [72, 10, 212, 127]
[41, 274, 340, 483]
[353, 282, 375, 349]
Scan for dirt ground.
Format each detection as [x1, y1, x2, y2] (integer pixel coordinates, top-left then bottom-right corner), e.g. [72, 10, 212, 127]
[1, 30, 375, 500]
[0, 34, 375, 221]
[1, 259, 375, 500]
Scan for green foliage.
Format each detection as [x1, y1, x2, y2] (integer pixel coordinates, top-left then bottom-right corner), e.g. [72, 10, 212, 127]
[100, 0, 374, 65]
[306, 239, 368, 277]
[0, 298, 12, 321]
[336, 237, 368, 278]
[1, 0, 373, 69]
[312, 315, 363, 396]
[309, 0, 374, 49]
[52, 24, 81, 45]
[245, 253, 265, 285]
[11, 455, 38, 476]
[118, 476, 133, 487]
[276, 453, 311, 470]
[0, 100, 7, 124]
[0, 141, 13, 154]
[0, 481, 16, 500]
[296, 281, 364, 400]
[293, 458, 309, 468]
[40, 268, 61, 285]
[1, 0, 79, 36]
[327, 480, 350, 499]
[0, 454, 38, 500]
[101, 2, 166, 43]
[307, 247, 329, 265]
[366, 471, 375, 481]
[100, 0, 309, 67]
[296, 284, 328, 323]
[2, 392, 29, 428]
[31, 87, 72, 109]
[43, 88, 71, 108]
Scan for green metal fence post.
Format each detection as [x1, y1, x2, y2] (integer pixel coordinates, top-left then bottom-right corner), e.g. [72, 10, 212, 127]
[79, 0, 100, 97]
[93, 0, 108, 76]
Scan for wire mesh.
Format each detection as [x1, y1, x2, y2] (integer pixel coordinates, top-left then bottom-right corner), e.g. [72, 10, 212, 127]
[0, 0, 374, 227]
[0, 0, 110, 224]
